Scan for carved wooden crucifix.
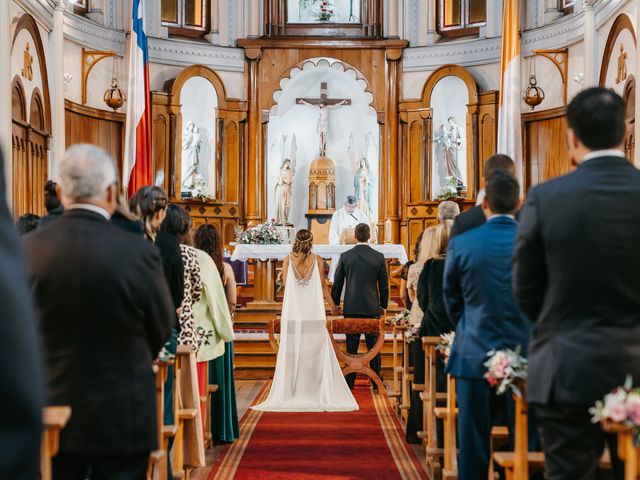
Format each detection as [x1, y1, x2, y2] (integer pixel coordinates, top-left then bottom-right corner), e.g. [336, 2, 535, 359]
[296, 82, 351, 156]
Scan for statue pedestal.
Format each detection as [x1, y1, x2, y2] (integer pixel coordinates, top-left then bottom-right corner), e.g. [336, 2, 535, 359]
[305, 212, 333, 244]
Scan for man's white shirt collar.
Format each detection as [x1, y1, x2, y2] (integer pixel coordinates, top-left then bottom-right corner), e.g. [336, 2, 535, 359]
[69, 203, 111, 220]
[487, 214, 515, 221]
[582, 149, 626, 162]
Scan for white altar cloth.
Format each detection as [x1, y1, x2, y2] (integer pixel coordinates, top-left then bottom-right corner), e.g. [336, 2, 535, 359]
[230, 244, 409, 282]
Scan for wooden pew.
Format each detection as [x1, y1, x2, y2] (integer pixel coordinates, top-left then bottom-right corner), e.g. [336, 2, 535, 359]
[421, 336, 447, 479]
[434, 373, 458, 480]
[147, 362, 170, 480]
[400, 330, 414, 421]
[493, 387, 544, 480]
[602, 420, 640, 479]
[172, 345, 205, 480]
[327, 316, 387, 395]
[389, 324, 406, 411]
[41, 406, 71, 480]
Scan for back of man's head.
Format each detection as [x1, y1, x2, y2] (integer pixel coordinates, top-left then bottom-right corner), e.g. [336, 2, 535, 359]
[567, 87, 625, 150]
[483, 154, 515, 180]
[59, 144, 117, 206]
[355, 223, 370, 243]
[485, 171, 520, 215]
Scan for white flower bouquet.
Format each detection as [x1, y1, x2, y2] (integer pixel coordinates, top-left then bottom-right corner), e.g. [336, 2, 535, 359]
[436, 331, 455, 362]
[484, 346, 528, 397]
[590, 375, 640, 445]
[234, 219, 284, 245]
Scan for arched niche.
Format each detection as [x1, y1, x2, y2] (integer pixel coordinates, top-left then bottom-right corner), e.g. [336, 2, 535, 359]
[421, 65, 480, 200]
[623, 75, 635, 161]
[29, 88, 45, 132]
[169, 65, 227, 200]
[599, 14, 636, 91]
[265, 58, 380, 231]
[12, 76, 26, 123]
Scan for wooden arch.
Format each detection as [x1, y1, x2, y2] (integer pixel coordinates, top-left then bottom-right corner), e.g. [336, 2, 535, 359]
[599, 14, 637, 87]
[421, 64, 479, 107]
[11, 13, 52, 133]
[11, 75, 26, 123]
[169, 64, 230, 108]
[266, 57, 377, 114]
[29, 87, 45, 132]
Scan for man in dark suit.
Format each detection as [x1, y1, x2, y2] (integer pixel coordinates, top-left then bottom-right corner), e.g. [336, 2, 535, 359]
[0, 150, 43, 480]
[23, 145, 175, 480]
[450, 154, 516, 237]
[332, 223, 389, 389]
[444, 171, 535, 480]
[514, 87, 640, 480]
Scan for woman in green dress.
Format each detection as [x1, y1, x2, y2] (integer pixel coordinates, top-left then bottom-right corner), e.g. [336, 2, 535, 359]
[194, 224, 239, 443]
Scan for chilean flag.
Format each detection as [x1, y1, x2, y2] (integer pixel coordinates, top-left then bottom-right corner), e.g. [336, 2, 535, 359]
[123, 0, 152, 196]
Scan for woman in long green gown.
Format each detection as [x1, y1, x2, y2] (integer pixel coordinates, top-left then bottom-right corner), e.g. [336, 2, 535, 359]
[194, 225, 240, 443]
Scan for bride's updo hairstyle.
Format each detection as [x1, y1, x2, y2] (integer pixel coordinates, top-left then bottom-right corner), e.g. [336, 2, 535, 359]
[292, 229, 314, 258]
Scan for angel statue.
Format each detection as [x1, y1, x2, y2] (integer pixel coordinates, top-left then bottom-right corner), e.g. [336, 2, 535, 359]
[181, 121, 206, 194]
[434, 116, 465, 186]
[274, 134, 297, 224]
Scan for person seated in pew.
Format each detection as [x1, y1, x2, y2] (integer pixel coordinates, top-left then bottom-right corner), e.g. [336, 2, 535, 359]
[405, 218, 456, 444]
[443, 170, 539, 480]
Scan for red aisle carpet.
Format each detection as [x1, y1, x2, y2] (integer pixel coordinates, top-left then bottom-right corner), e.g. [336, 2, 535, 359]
[209, 383, 428, 479]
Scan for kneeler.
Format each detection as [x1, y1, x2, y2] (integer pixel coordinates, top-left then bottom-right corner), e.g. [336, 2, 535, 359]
[41, 406, 71, 480]
[327, 316, 387, 395]
[603, 420, 640, 479]
[269, 316, 387, 394]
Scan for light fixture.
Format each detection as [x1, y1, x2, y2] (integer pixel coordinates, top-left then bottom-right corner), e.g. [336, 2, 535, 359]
[523, 56, 545, 110]
[103, 56, 126, 111]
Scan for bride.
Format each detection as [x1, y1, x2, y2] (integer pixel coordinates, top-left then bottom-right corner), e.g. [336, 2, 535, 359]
[253, 230, 359, 412]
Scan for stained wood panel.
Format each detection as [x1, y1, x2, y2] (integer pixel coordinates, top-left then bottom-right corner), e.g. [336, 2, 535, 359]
[65, 100, 125, 181]
[522, 106, 571, 189]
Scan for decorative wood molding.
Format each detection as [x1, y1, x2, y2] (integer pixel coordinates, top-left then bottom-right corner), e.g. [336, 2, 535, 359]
[599, 14, 637, 88]
[64, 98, 126, 122]
[81, 48, 122, 105]
[532, 48, 569, 105]
[420, 64, 478, 107]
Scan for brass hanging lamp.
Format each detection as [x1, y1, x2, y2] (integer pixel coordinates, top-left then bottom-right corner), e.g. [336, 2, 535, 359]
[523, 55, 545, 110]
[103, 56, 126, 111]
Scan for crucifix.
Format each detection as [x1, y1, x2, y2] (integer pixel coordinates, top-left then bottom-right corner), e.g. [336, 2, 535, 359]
[296, 82, 351, 157]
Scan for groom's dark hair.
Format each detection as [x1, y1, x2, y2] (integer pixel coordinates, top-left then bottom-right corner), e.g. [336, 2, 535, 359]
[355, 223, 370, 243]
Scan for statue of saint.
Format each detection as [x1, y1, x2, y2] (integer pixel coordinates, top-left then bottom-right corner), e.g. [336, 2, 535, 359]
[181, 121, 205, 194]
[353, 157, 372, 217]
[435, 117, 465, 186]
[274, 158, 295, 224]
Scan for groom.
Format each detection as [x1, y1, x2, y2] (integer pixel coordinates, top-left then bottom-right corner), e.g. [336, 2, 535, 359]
[331, 223, 389, 389]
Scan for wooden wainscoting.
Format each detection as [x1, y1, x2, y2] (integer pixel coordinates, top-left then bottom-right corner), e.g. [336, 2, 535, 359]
[176, 201, 240, 249]
[522, 106, 571, 190]
[64, 100, 125, 180]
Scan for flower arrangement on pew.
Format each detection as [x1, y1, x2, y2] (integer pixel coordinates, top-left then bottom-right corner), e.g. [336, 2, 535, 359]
[387, 309, 410, 327]
[484, 347, 528, 397]
[590, 375, 640, 445]
[436, 331, 456, 363]
[405, 325, 420, 343]
[234, 219, 284, 245]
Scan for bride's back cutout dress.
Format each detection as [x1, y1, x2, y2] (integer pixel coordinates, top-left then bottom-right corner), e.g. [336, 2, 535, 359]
[252, 256, 358, 412]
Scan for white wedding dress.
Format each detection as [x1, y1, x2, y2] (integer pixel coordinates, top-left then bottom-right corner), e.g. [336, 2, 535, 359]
[252, 257, 359, 412]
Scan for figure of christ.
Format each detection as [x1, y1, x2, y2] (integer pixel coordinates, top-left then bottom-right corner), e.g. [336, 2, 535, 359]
[296, 82, 351, 157]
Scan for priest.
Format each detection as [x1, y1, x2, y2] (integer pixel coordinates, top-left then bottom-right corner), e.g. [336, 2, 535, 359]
[329, 195, 369, 245]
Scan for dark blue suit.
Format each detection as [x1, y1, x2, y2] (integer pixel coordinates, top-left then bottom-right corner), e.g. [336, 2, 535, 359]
[443, 216, 535, 480]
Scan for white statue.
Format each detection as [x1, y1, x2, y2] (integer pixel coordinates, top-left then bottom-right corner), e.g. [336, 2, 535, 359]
[181, 121, 205, 194]
[274, 135, 297, 224]
[435, 117, 465, 186]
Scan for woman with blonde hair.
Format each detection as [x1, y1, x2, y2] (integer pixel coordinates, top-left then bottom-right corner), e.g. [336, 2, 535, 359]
[405, 204, 457, 443]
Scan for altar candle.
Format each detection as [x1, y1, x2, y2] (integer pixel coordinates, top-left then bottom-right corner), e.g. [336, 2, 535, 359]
[384, 218, 393, 244]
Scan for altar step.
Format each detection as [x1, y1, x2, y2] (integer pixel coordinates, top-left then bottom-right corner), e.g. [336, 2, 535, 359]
[233, 336, 403, 380]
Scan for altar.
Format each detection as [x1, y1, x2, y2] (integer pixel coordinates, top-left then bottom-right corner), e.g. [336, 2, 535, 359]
[231, 243, 408, 309]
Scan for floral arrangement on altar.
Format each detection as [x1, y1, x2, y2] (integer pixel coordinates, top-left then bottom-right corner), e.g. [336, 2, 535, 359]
[234, 220, 284, 245]
[590, 376, 640, 445]
[438, 176, 461, 200]
[484, 347, 528, 397]
[436, 331, 455, 362]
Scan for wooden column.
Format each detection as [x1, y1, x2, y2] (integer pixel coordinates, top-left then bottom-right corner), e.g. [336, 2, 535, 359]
[245, 48, 262, 225]
[385, 48, 402, 243]
[52, 0, 66, 179]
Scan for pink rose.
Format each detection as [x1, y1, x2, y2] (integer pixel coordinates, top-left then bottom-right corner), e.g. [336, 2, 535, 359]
[603, 390, 629, 422]
[626, 393, 640, 424]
